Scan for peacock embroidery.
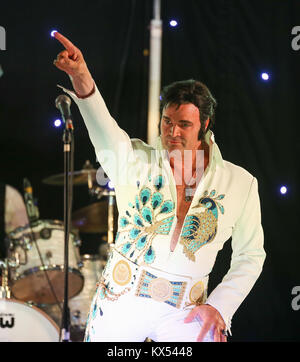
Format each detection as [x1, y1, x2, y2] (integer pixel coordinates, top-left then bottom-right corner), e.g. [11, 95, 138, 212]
[116, 175, 175, 264]
[180, 189, 225, 261]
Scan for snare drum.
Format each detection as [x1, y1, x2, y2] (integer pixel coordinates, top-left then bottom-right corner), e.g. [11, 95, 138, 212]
[7, 220, 84, 305]
[0, 299, 59, 342]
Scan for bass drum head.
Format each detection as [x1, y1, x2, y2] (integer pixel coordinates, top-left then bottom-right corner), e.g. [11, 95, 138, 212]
[0, 299, 59, 342]
[11, 268, 83, 305]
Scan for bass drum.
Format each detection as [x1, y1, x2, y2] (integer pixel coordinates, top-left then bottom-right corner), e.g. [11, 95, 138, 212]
[0, 299, 59, 342]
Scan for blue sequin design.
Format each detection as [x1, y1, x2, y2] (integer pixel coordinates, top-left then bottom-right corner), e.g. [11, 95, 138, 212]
[180, 189, 225, 261]
[117, 175, 175, 264]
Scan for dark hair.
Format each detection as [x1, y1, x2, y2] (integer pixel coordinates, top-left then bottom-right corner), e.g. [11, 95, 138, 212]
[159, 79, 217, 141]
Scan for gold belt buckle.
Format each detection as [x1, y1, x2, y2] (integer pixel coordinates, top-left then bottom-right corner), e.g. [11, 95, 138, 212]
[135, 269, 187, 308]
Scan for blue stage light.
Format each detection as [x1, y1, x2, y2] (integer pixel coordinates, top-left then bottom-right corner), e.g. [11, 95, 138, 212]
[261, 72, 269, 80]
[50, 30, 58, 38]
[107, 180, 114, 190]
[54, 119, 62, 127]
[280, 186, 287, 194]
[169, 20, 178, 27]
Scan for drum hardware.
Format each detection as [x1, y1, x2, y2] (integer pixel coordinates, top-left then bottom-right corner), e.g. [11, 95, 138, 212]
[45, 250, 53, 261]
[40, 227, 52, 240]
[88, 185, 112, 199]
[72, 309, 81, 321]
[83, 160, 94, 191]
[0, 259, 12, 299]
[0, 255, 23, 299]
[5, 227, 31, 266]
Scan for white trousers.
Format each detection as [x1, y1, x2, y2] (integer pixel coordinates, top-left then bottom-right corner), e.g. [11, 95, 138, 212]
[84, 287, 214, 342]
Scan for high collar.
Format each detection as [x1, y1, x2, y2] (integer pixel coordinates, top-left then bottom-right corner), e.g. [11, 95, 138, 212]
[154, 130, 225, 169]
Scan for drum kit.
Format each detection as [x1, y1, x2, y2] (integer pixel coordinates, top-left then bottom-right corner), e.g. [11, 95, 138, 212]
[0, 161, 117, 342]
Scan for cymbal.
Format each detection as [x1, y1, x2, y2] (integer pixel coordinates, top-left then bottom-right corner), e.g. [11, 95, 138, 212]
[72, 200, 118, 233]
[43, 169, 97, 186]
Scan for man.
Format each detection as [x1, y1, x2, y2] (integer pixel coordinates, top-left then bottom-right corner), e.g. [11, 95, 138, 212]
[53, 32, 266, 342]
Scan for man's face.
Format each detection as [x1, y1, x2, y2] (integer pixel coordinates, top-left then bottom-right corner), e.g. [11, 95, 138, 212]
[160, 103, 203, 153]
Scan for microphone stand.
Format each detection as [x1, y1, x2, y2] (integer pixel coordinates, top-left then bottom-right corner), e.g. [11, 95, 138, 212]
[61, 117, 74, 342]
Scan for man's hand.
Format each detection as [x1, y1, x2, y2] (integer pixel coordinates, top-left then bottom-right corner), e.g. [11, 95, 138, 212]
[184, 304, 227, 342]
[53, 31, 94, 97]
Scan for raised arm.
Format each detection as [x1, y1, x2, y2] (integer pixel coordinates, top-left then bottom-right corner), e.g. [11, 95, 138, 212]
[52, 32, 133, 186]
[53, 31, 94, 97]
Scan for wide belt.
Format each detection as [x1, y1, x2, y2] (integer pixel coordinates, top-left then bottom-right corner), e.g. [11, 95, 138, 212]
[97, 248, 208, 310]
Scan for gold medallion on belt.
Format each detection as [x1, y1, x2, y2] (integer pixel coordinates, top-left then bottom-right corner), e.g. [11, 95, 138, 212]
[148, 278, 173, 302]
[112, 260, 132, 286]
[189, 281, 205, 305]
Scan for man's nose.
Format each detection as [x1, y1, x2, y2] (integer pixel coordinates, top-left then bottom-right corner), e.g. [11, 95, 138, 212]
[170, 124, 181, 137]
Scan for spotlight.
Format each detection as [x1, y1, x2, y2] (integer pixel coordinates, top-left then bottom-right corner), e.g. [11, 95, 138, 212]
[280, 186, 287, 195]
[54, 119, 62, 127]
[107, 180, 114, 190]
[169, 20, 178, 27]
[261, 72, 269, 81]
[50, 30, 58, 38]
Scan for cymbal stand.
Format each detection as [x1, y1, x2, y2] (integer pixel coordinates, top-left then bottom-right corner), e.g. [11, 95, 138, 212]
[82, 160, 94, 191]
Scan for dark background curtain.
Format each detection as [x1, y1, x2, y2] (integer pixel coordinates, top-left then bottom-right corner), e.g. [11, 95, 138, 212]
[0, 0, 299, 341]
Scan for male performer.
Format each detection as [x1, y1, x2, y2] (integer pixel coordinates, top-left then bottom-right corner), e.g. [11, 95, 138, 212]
[53, 32, 266, 342]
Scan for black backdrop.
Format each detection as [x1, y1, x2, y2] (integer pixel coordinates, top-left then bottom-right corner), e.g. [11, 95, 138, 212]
[0, 0, 299, 341]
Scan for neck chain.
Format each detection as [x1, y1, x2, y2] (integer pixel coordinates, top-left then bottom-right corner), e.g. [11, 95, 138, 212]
[184, 169, 199, 202]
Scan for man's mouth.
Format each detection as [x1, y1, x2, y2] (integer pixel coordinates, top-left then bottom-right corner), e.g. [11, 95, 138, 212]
[168, 138, 182, 144]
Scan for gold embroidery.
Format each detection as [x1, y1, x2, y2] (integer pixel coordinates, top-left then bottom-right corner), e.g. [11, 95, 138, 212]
[96, 278, 131, 302]
[180, 189, 225, 261]
[112, 260, 132, 286]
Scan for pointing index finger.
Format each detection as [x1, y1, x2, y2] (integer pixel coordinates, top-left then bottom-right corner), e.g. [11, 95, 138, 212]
[54, 31, 77, 54]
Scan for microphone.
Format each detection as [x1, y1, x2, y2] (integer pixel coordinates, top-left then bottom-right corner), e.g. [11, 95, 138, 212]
[23, 178, 39, 227]
[55, 94, 72, 123]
